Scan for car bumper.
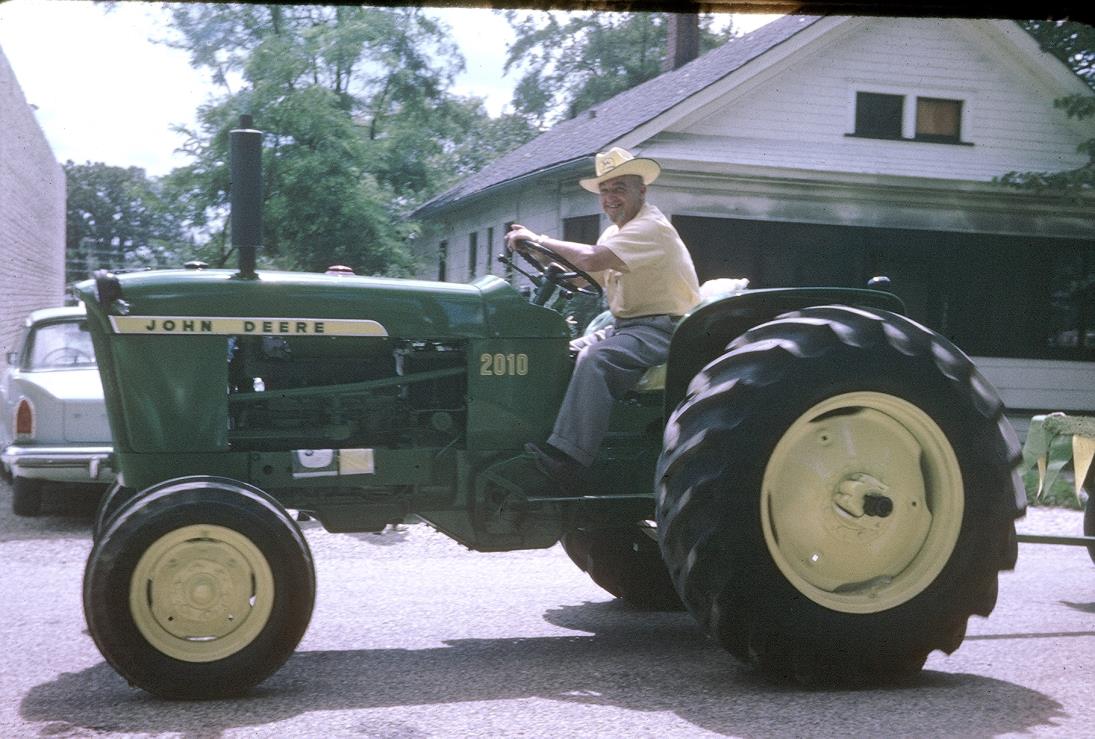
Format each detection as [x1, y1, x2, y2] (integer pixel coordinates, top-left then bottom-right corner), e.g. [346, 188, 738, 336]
[1, 445, 115, 484]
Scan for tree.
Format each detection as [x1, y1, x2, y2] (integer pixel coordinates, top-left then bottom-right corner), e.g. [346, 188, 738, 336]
[64, 162, 192, 285]
[998, 20, 1095, 197]
[162, 4, 533, 275]
[372, 96, 538, 208]
[503, 11, 734, 126]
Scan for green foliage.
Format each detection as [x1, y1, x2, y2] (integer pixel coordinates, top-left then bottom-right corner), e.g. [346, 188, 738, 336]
[156, 4, 537, 276]
[996, 20, 1095, 198]
[1022, 466, 1086, 509]
[372, 96, 537, 207]
[1022, 19, 1095, 85]
[503, 11, 734, 125]
[64, 162, 193, 284]
[1020, 414, 1091, 510]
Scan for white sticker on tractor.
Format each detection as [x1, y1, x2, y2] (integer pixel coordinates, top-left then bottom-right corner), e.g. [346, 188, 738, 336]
[292, 448, 375, 478]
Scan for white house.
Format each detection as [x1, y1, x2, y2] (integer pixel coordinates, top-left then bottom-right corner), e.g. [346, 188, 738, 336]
[412, 15, 1095, 415]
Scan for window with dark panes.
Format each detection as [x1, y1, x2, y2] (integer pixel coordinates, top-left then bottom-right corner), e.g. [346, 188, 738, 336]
[562, 214, 607, 335]
[1046, 248, 1095, 351]
[437, 240, 448, 282]
[916, 97, 963, 143]
[485, 227, 494, 275]
[468, 231, 478, 278]
[503, 223, 515, 282]
[855, 92, 903, 139]
[563, 214, 602, 244]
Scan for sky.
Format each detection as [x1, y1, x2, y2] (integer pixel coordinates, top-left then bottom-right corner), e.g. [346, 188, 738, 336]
[0, 1, 780, 177]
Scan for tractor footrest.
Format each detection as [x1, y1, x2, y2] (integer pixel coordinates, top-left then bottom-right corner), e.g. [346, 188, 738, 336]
[525, 492, 653, 503]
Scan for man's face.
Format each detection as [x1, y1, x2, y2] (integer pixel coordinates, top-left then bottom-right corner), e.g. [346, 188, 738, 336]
[598, 175, 645, 227]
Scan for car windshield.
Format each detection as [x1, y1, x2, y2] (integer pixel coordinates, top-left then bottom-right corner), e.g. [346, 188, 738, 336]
[27, 320, 96, 369]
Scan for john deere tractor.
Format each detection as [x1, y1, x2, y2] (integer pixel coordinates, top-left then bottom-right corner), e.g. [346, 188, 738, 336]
[77, 125, 1025, 699]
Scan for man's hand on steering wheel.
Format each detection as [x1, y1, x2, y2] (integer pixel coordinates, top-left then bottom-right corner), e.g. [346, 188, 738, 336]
[503, 225, 544, 261]
[504, 225, 602, 299]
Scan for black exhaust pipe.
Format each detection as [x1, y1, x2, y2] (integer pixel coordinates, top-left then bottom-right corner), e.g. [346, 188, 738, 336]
[230, 115, 262, 279]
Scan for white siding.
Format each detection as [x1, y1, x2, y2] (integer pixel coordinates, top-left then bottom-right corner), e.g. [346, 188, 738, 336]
[669, 18, 1090, 181]
[974, 357, 1095, 413]
[416, 184, 562, 284]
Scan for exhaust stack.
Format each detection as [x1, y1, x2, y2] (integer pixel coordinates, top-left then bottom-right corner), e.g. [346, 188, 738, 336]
[230, 115, 262, 279]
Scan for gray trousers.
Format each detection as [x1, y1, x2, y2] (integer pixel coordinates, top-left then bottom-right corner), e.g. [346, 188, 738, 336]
[548, 314, 677, 466]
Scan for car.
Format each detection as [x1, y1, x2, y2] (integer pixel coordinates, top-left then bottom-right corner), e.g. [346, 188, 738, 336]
[1, 305, 114, 516]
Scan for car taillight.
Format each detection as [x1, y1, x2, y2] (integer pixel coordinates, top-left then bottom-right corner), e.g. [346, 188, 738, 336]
[15, 398, 34, 438]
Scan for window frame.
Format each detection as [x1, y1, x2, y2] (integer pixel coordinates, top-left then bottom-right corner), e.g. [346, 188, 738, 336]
[485, 226, 495, 276]
[853, 91, 905, 140]
[846, 84, 974, 146]
[467, 231, 479, 279]
[503, 222, 516, 283]
[914, 96, 964, 144]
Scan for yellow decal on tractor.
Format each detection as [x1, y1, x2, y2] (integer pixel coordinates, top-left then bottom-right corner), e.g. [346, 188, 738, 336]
[109, 316, 388, 337]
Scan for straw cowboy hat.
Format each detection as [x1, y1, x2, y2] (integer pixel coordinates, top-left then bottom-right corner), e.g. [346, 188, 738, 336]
[579, 147, 661, 193]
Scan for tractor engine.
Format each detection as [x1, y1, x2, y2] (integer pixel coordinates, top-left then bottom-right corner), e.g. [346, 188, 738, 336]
[226, 335, 467, 451]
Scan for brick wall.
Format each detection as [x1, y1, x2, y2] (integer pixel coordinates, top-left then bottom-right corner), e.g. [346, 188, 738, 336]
[0, 47, 65, 368]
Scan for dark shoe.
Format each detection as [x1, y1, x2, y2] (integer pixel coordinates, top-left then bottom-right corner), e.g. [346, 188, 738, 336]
[524, 443, 587, 493]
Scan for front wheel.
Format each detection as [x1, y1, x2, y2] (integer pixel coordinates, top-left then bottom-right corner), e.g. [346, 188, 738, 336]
[83, 477, 315, 699]
[657, 306, 1023, 684]
[91, 480, 138, 542]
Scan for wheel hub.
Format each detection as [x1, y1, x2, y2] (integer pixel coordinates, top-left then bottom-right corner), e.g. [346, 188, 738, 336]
[157, 551, 242, 634]
[130, 524, 275, 662]
[761, 392, 963, 613]
[833, 473, 893, 519]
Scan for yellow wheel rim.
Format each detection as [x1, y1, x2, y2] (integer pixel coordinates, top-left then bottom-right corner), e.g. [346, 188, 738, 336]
[761, 392, 963, 614]
[129, 524, 275, 662]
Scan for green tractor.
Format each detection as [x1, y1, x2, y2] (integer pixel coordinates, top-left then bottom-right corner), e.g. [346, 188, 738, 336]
[78, 126, 1025, 699]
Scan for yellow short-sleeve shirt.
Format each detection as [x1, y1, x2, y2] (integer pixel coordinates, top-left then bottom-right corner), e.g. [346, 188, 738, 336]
[595, 203, 701, 319]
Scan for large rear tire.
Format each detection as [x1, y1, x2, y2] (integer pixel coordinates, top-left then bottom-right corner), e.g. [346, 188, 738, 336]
[657, 306, 1023, 685]
[84, 476, 315, 699]
[561, 526, 684, 610]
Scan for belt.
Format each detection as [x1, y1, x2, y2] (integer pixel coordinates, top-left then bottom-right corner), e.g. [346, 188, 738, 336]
[615, 314, 684, 325]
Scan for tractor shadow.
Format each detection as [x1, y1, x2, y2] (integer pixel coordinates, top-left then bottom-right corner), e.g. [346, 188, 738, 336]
[22, 600, 1065, 737]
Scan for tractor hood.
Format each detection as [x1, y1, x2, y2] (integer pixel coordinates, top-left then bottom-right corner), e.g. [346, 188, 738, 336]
[74, 269, 567, 340]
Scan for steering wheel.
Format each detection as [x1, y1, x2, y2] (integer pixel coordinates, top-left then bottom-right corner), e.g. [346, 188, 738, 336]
[40, 347, 93, 365]
[512, 239, 604, 299]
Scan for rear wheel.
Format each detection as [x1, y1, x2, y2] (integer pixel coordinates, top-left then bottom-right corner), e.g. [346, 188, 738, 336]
[84, 476, 315, 699]
[12, 477, 43, 517]
[657, 305, 1023, 684]
[561, 525, 683, 610]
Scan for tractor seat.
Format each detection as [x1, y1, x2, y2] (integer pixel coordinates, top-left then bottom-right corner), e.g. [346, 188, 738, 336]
[627, 278, 750, 395]
[634, 363, 667, 393]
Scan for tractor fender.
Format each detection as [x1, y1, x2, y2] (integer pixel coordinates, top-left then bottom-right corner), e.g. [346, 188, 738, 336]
[664, 287, 906, 415]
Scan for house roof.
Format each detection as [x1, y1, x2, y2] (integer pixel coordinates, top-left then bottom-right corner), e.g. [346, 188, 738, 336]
[415, 13, 824, 216]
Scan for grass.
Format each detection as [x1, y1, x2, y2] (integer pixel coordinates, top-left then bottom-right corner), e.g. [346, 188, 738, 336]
[1022, 467, 1087, 510]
